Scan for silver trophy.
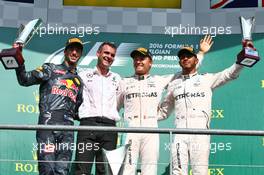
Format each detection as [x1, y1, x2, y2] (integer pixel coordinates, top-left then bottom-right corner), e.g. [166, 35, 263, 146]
[0, 18, 42, 69]
[237, 16, 260, 67]
[102, 144, 130, 175]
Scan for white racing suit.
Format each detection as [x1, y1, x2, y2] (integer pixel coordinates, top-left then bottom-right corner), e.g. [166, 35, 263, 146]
[117, 74, 175, 175]
[158, 63, 243, 175]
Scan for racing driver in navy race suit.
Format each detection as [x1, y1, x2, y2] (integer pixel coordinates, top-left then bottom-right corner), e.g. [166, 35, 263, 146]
[117, 35, 213, 175]
[13, 38, 84, 175]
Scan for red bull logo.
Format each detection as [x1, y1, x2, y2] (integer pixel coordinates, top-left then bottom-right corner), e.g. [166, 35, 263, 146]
[51, 79, 79, 102]
[60, 79, 79, 92]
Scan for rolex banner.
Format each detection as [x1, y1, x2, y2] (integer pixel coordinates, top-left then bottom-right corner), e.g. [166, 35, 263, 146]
[0, 26, 264, 175]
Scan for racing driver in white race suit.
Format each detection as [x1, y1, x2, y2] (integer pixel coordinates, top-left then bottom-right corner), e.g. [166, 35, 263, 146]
[117, 35, 213, 175]
[158, 41, 251, 175]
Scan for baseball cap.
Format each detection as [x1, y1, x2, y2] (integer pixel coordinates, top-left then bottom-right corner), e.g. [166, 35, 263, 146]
[130, 47, 152, 59]
[177, 46, 197, 58]
[65, 37, 83, 50]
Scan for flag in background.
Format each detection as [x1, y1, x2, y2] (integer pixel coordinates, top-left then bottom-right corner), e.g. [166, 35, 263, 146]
[4, 0, 34, 3]
[210, 0, 263, 9]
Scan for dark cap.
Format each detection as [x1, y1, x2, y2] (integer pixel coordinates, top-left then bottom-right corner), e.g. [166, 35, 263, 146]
[65, 37, 83, 50]
[130, 47, 152, 59]
[177, 46, 197, 58]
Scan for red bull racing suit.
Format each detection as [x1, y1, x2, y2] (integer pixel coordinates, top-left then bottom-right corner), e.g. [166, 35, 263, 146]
[16, 62, 83, 175]
[159, 63, 243, 175]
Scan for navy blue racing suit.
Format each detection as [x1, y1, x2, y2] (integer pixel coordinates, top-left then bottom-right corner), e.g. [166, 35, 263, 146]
[16, 62, 83, 175]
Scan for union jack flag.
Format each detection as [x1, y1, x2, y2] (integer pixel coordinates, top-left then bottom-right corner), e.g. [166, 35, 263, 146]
[210, 0, 263, 9]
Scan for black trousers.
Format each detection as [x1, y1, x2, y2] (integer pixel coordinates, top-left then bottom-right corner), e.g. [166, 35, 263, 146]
[37, 111, 74, 175]
[74, 117, 117, 175]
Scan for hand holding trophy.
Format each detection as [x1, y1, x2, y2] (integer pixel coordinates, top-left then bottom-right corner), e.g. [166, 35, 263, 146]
[236, 16, 260, 67]
[0, 19, 42, 69]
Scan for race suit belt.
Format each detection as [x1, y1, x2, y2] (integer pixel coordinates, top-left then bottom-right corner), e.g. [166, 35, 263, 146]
[81, 117, 116, 125]
[40, 110, 74, 124]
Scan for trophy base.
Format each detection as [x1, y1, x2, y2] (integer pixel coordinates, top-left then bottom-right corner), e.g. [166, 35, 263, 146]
[236, 47, 260, 67]
[0, 47, 24, 69]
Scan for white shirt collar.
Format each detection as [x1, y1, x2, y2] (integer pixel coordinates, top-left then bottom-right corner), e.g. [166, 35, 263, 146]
[93, 66, 112, 77]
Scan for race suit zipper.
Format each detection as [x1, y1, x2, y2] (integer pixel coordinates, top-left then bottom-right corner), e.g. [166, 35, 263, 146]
[183, 79, 188, 128]
[139, 79, 142, 126]
[101, 76, 103, 117]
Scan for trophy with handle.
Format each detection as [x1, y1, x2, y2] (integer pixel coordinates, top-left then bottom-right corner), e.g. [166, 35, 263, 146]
[0, 18, 42, 69]
[102, 144, 130, 175]
[236, 16, 260, 67]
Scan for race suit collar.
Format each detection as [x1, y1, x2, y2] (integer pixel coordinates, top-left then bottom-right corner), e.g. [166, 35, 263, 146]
[93, 66, 112, 77]
[134, 74, 150, 80]
[61, 62, 77, 74]
[181, 72, 197, 80]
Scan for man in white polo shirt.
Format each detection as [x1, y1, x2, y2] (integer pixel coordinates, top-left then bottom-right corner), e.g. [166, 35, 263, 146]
[74, 42, 121, 175]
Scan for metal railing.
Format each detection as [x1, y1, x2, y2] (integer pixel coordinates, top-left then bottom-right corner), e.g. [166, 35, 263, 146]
[1, 124, 264, 175]
[1, 124, 264, 136]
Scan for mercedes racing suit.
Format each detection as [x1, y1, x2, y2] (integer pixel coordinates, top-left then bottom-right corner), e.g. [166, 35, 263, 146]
[117, 74, 175, 175]
[16, 62, 83, 175]
[159, 63, 243, 175]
